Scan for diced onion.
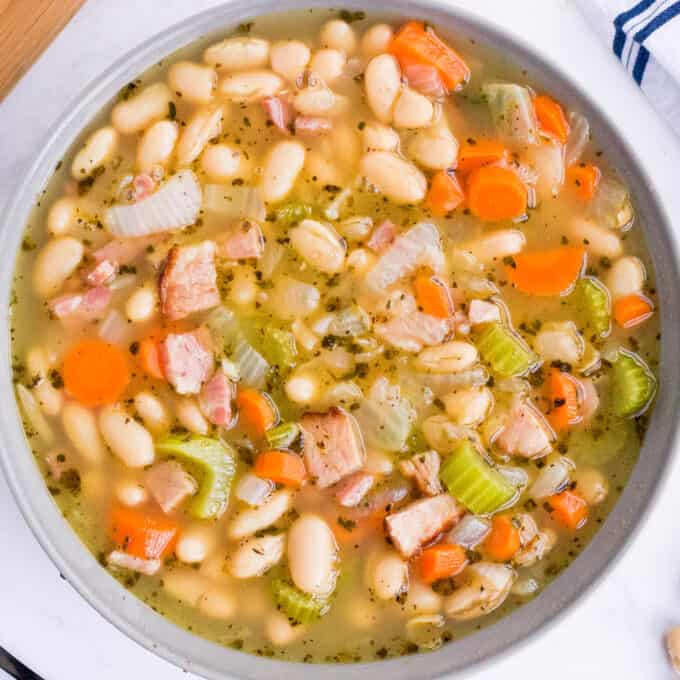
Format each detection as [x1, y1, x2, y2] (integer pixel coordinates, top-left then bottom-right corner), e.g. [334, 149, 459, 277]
[565, 111, 590, 166]
[528, 457, 571, 500]
[98, 309, 128, 344]
[447, 514, 490, 549]
[235, 473, 274, 507]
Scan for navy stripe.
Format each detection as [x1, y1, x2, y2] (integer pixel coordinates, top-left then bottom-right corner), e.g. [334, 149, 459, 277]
[613, 27, 628, 57]
[634, 0, 680, 40]
[632, 44, 651, 83]
[614, 0, 657, 27]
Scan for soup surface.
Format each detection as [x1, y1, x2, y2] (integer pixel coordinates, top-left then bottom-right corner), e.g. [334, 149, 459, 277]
[11, 8, 660, 663]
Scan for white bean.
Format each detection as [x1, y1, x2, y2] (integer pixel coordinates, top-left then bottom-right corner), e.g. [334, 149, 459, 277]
[199, 587, 236, 619]
[360, 151, 426, 204]
[163, 569, 208, 606]
[370, 550, 408, 600]
[362, 122, 400, 152]
[176, 106, 223, 167]
[175, 397, 209, 435]
[270, 40, 311, 81]
[71, 126, 118, 179]
[262, 140, 305, 203]
[62, 401, 104, 464]
[293, 84, 337, 116]
[99, 404, 154, 468]
[364, 54, 401, 124]
[573, 467, 608, 505]
[444, 387, 493, 426]
[176, 525, 216, 564]
[320, 19, 357, 54]
[569, 217, 622, 258]
[407, 126, 459, 170]
[228, 489, 293, 540]
[204, 37, 270, 71]
[604, 255, 645, 299]
[218, 70, 283, 103]
[361, 24, 394, 58]
[34, 382, 63, 417]
[115, 479, 148, 506]
[125, 285, 157, 322]
[167, 61, 216, 103]
[136, 120, 179, 172]
[111, 82, 173, 135]
[229, 534, 285, 578]
[310, 49, 346, 83]
[534, 322, 584, 364]
[200, 143, 241, 181]
[461, 229, 526, 264]
[266, 611, 305, 646]
[285, 370, 320, 404]
[287, 514, 338, 596]
[393, 88, 434, 129]
[32, 237, 84, 297]
[133, 391, 170, 434]
[417, 341, 479, 373]
[47, 197, 78, 236]
[403, 580, 442, 615]
[289, 219, 346, 273]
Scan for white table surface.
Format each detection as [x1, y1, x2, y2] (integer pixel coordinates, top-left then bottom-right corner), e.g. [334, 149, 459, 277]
[2, 0, 680, 678]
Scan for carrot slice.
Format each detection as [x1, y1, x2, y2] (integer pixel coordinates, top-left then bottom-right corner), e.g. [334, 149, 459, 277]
[109, 505, 179, 560]
[236, 388, 278, 437]
[63, 339, 130, 407]
[506, 246, 585, 296]
[566, 163, 601, 201]
[418, 543, 468, 584]
[138, 336, 165, 380]
[545, 368, 581, 433]
[534, 95, 570, 144]
[254, 450, 307, 487]
[426, 170, 465, 216]
[547, 490, 588, 530]
[414, 273, 453, 318]
[457, 140, 509, 176]
[389, 21, 470, 91]
[466, 165, 527, 221]
[483, 514, 521, 561]
[614, 294, 654, 329]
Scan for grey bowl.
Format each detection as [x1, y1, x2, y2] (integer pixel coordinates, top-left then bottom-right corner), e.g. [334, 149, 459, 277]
[1, 1, 679, 678]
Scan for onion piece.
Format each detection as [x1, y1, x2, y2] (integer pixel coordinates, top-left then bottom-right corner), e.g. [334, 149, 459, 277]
[447, 514, 491, 549]
[98, 309, 129, 344]
[267, 276, 320, 320]
[565, 111, 590, 166]
[104, 170, 202, 237]
[203, 183, 266, 221]
[235, 473, 274, 507]
[482, 83, 538, 146]
[16, 384, 54, 445]
[528, 456, 572, 500]
[498, 465, 529, 494]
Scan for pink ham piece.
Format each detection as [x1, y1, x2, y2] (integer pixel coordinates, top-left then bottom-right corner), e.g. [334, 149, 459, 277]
[496, 397, 553, 459]
[402, 62, 447, 99]
[468, 299, 501, 326]
[399, 450, 442, 496]
[199, 370, 235, 426]
[85, 259, 117, 286]
[107, 550, 161, 575]
[262, 95, 294, 134]
[334, 471, 375, 508]
[159, 241, 220, 321]
[385, 494, 464, 559]
[294, 116, 332, 137]
[366, 220, 397, 253]
[159, 330, 214, 395]
[86, 234, 160, 285]
[216, 220, 265, 260]
[132, 173, 155, 202]
[50, 285, 111, 320]
[144, 460, 197, 514]
[300, 407, 366, 488]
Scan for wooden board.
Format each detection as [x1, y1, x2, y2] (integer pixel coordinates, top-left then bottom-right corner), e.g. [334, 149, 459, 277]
[0, 0, 86, 101]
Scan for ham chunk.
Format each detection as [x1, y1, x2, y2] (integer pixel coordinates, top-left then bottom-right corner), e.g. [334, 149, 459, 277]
[375, 311, 449, 352]
[50, 285, 111, 320]
[300, 407, 366, 488]
[468, 299, 501, 326]
[366, 220, 396, 253]
[85, 259, 117, 286]
[144, 460, 197, 514]
[399, 450, 442, 496]
[199, 370, 235, 426]
[334, 471, 375, 508]
[87, 235, 160, 285]
[160, 330, 213, 394]
[107, 550, 161, 575]
[294, 116, 332, 137]
[262, 95, 293, 134]
[216, 220, 264, 260]
[385, 494, 464, 559]
[159, 241, 220, 321]
[496, 398, 553, 459]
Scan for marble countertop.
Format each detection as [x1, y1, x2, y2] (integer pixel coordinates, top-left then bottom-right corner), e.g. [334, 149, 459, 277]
[1, 0, 680, 678]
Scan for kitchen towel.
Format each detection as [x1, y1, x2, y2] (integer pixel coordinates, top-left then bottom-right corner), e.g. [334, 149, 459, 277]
[575, 0, 680, 136]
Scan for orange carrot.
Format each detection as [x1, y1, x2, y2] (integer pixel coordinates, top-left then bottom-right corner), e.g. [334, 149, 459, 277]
[426, 170, 465, 216]
[63, 339, 130, 407]
[614, 294, 654, 329]
[109, 505, 178, 560]
[236, 388, 278, 437]
[547, 490, 588, 530]
[389, 21, 470, 91]
[414, 273, 453, 318]
[466, 165, 527, 221]
[418, 543, 468, 584]
[484, 514, 521, 562]
[566, 163, 601, 201]
[545, 368, 581, 433]
[254, 450, 307, 487]
[138, 336, 165, 380]
[534, 95, 570, 144]
[506, 246, 585, 296]
[457, 140, 509, 176]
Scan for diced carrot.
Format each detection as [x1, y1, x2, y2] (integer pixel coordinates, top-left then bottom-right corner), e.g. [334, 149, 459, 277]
[389, 21, 470, 91]
[418, 543, 468, 584]
[63, 339, 130, 407]
[566, 163, 601, 201]
[534, 95, 570, 144]
[545, 368, 581, 433]
[614, 294, 654, 329]
[109, 505, 178, 560]
[457, 140, 509, 176]
[236, 388, 278, 437]
[138, 336, 165, 380]
[426, 170, 465, 216]
[506, 246, 586, 296]
[466, 165, 528, 222]
[483, 514, 521, 562]
[547, 490, 588, 530]
[414, 273, 453, 318]
[254, 450, 307, 487]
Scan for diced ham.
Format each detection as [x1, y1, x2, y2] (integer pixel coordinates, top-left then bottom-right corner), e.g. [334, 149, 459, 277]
[87, 234, 161, 285]
[334, 471, 375, 508]
[199, 370, 235, 426]
[375, 311, 449, 352]
[300, 407, 366, 488]
[385, 494, 464, 559]
[366, 220, 396, 253]
[132, 173, 155, 202]
[402, 62, 447, 99]
[399, 450, 442, 496]
[468, 299, 501, 326]
[294, 116, 332, 137]
[107, 550, 161, 575]
[160, 330, 214, 395]
[144, 460, 197, 514]
[50, 285, 111, 320]
[262, 95, 294, 134]
[496, 397, 553, 459]
[85, 259, 117, 286]
[216, 220, 265, 260]
[159, 241, 220, 321]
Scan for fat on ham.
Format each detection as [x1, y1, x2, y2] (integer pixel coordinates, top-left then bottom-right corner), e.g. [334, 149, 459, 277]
[334, 471, 375, 508]
[399, 450, 442, 496]
[262, 95, 294, 134]
[216, 220, 265, 260]
[198, 370, 235, 426]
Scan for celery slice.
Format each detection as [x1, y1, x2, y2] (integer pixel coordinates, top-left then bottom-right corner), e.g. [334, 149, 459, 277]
[571, 277, 611, 338]
[610, 350, 656, 417]
[156, 436, 236, 519]
[272, 579, 330, 624]
[474, 322, 538, 377]
[265, 422, 301, 450]
[276, 201, 313, 225]
[439, 441, 516, 515]
[261, 327, 297, 369]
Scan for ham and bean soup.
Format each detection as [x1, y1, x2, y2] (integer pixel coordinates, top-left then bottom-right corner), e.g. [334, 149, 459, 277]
[11, 9, 659, 662]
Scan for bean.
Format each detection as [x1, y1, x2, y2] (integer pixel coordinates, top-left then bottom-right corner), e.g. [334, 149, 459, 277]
[444, 386, 493, 426]
[289, 219, 346, 273]
[204, 37, 270, 71]
[360, 151, 427, 204]
[115, 479, 148, 507]
[403, 579, 442, 615]
[361, 23, 394, 58]
[167, 61, 217, 103]
[229, 534, 285, 578]
[461, 229, 526, 264]
[287, 514, 338, 596]
[569, 217, 622, 258]
[111, 82, 173, 135]
[218, 70, 283, 103]
[176, 525, 216, 564]
[228, 489, 293, 540]
[71, 126, 118, 179]
[125, 285, 157, 323]
[370, 550, 409, 600]
[534, 323, 583, 364]
[362, 122, 400, 152]
[393, 88, 434, 129]
[267, 610, 305, 646]
[285, 370, 320, 405]
[176, 106, 223, 166]
[572, 467, 608, 505]
[62, 401, 104, 464]
[47, 196, 77, 235]
[200, 143, 241, 181]
[136, 120, 179, 172]
[163, 569, 207, 606]
[175, 397, 209, 435]
[338, 216, 373, 240]
[99, 404, 154, 468]
[364, 54, 401, 123]
[310, 49, 346, 84]
[262, 140, 305, 203]
[346, 247, 376, 274]
[291, 319, 318, 352]
[407, 125, 459, 170]
[133, 391, 170, 434]
[293, 84, 337, 116]
[199, 587, 236, 619]
[604, 255, 645, 299]
[32, 237, 83, 298]
[270, 40, 311, 82]
[228, 267, 257, 307]
[320, 19, 357, 54]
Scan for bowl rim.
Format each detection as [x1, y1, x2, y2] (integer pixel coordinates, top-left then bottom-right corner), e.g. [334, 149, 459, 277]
[1, 1, 680, 678]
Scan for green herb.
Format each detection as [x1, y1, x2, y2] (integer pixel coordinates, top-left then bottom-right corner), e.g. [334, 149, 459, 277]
[337, 517, 356, 532]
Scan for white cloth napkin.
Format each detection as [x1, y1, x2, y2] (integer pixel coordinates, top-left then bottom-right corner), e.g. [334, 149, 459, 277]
[575, 0, 680, 136]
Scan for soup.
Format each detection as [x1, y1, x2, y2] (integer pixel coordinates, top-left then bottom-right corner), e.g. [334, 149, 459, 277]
[11, 8, 659, 663]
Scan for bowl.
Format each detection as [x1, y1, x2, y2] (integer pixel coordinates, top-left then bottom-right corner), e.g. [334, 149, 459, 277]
[1, 1, 680, 678]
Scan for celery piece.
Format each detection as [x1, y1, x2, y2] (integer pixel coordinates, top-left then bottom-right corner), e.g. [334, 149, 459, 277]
[265, 422, 301, 450]
[474, 322, 538, 377]
[571, 277, 611, 338]
[610, 349, 656, 418]
[276, 201, 313, 225]
[261, 327, 297, 369]
[272, 579, 330, 623]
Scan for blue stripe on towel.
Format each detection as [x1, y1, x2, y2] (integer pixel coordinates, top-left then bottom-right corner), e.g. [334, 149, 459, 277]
[634, 0, 680, 41]
[614, 0, 657, 26]
[632, 44, 651, 82]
